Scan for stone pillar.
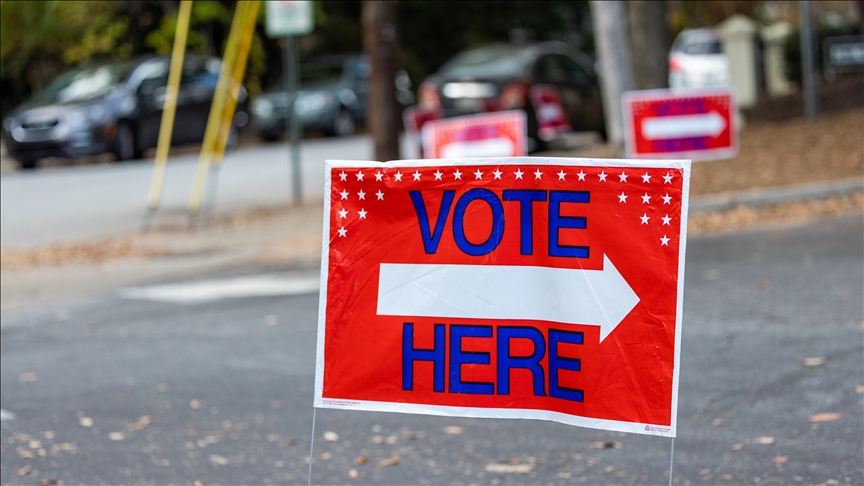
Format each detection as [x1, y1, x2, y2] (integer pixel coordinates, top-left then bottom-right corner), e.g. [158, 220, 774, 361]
[719, 14, 758, 108]
[761, 21, 794, 97]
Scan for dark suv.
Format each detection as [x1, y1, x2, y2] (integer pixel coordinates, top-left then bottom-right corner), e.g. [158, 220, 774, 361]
[2, 55, 248, 169]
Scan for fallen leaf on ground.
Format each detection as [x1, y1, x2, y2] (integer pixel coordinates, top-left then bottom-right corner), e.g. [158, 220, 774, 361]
[376, 456, 399, 467]
[803, 356, 826, 366]
[16, 465, 32, 476]
[443, 425, 463, 435]
[712, 418, 727, 426]
[79, 417, 93, 427]
[485, 463, 535, 474]
[349, 469, 359, 479]
[155, 383, 168, 393]
[189, 399, 201, 410]
[732, 443, 745, 451]
[282, 438, 297, 446]
[771, 455, 788, 463]
[371, 435, 384, 444]
[193, 481, 203, 486]
[43, 431, 55, 439]
[323, 431, 339, 442]
[754, 436, 775, 445]
[355, 455, 368, 465]
[721, 474, 733, 480]
[109, 432, 125, 441]
[209, 454, 228, 465]
[809, 412, 843, 423]
[857, 385, 864, 394]
[700, 468, 711, 475]
[38, 479, 59, 485]
[384, 435, 398, 445]
[591, 441, 623, 449]
[402, 430, 425, 440]
[127, 415, 153, 431]
[20, 372, 38, 383]
[19, 450, 34, 458]
[604, 466, 615, 472]
[759, 279, 771, 291]
[270, 400, 284, 409]
[29, 440, 42, 449]
[321, 452, 332, 460]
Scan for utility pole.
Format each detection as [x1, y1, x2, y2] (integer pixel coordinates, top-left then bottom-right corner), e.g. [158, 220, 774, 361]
[590, 1, 634, 152]
[363, 0, 401, 162]
[627, 1, 669, 90]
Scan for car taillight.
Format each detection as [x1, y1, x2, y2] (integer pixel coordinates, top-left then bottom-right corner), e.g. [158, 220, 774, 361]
[418, 82, 442, 111]
[499, 82, 529, 110]
[669, 56, 683, 72]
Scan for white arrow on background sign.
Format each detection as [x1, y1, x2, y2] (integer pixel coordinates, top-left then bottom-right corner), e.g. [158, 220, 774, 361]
[641, 111, 727, 140]
[376, 255, 639, 342]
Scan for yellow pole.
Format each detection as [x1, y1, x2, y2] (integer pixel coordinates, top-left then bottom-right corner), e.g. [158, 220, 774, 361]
[212, 0, 260, 165]
[186, 1, 250, 216]
[146, 0, 193, 210]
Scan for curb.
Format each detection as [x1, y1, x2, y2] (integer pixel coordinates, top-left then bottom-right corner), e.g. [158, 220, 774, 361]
[690, 177, 863, 213]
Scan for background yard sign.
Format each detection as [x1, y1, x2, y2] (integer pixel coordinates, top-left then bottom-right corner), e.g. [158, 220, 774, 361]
[315, 157, 691, 437]
[422, 111, 527, 159]
[623, 87, 737, 161]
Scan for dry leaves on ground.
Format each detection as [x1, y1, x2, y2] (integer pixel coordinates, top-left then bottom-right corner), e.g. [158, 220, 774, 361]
[803, 356, 827, 366]
[323, 431, 339, 442]
[810, 412, 843, 423]
[485, 462, 536, 474]
[376, 456, 399, 467]
[1, 240, 172, 269]
[443, 425, 463, 435]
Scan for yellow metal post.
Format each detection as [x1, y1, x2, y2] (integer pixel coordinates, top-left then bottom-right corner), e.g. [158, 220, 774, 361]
[146, 0, 192, 211]
[186, 1, 252, 216]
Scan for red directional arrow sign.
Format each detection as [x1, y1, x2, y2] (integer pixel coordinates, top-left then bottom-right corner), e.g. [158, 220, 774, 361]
[315, 157, 691, 437]
[623, 87, 738, 161]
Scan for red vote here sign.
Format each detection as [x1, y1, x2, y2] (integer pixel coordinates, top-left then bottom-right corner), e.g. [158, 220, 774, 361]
[315, 157, 691, 437]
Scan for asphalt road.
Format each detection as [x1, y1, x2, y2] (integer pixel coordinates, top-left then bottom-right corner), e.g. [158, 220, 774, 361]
[1, 214, 862, 485]
[1, 135, 419, 248]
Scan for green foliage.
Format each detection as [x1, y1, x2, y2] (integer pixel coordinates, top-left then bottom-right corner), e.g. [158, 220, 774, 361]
[145, 1, 232, 55]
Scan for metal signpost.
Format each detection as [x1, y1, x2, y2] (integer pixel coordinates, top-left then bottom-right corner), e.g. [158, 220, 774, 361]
[265, 1, 314, 205]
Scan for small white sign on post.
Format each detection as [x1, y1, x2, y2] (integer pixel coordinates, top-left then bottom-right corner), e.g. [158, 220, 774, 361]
[265, 1, 314, 38]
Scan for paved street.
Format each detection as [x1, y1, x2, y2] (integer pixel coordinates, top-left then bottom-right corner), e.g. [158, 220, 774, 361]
[1, 135, 419, 248]
[2, 214, 861, 485]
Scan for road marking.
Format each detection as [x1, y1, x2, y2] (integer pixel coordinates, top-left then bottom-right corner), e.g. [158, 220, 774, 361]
[377, 255, 639, 342]
[641, 111, 727, 139]
[118, 273, 320, 304]
[0, 409, 16, 421]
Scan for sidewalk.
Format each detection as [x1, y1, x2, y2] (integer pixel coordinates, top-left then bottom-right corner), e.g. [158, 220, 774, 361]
[2, 108, 862, 312]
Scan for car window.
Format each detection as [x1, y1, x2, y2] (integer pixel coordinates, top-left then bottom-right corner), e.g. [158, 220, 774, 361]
[684, 41, 722, 55]
[37, 62, 136, 104]
[538, 55, 589, 84]
[440, 45, 533, 78]
[181, 60, 218, 88]
[554, 55, 590, 84]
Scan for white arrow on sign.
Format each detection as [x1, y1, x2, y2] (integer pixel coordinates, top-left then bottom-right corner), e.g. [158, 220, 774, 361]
[641, 111, 727, 140]
[376, 255, 639, 342]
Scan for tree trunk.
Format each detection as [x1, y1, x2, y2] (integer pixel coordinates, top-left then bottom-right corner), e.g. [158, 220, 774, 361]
[362, 0, 401, 162]
[627, 1, 670, 90]
[590, 1, 633, 151]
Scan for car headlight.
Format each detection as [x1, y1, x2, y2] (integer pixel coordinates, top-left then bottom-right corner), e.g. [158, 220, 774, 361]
[295, 92, 333, 113]
[252, 98, 274, 118]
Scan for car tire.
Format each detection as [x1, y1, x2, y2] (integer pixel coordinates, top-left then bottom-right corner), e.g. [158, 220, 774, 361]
[114, 122, 136, 161]
[17, 157, 38, 170]
[329, 108, 356, 137]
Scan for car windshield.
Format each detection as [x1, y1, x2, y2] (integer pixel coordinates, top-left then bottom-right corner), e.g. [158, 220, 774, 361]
[36, 62, 136, 104]
[440, 44, 534, 78]
[684, 41, 722, 55]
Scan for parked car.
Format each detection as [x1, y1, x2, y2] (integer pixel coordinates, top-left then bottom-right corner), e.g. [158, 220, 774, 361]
[668, 28, 731, 89]
[417, 41, 605, 151]
[250, 54, 413, 141]
[1, 55, 248, 169]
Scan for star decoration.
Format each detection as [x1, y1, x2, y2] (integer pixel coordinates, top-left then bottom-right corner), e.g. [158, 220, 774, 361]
[376, 190, 384, 200]
[618, 192, 628, 203]
[514, 169, 524, 180]
[493, 169, 502, 179]
[474, 169, 483, 180]
[340, 190, 349, 200]
[534, 169, 543, 180]
[640, 213, 650, 225]
[358, 190, 366, 200]
[375, 171, 383, 181]
[641, 193, 651, 204]
[662, 214, 671, 225]
[356, 171, 364, 181]
[577, 170, 586, 181]
[338, 208, 348, 219]
[641, 172, 651, 183]
[394, 171, 403, 182]
[358, 208, 367, 219]
[434, 170, 443, 180]
[660, 235, 670, 246]
[598, 171, 608, 182]
[339, 171, 347, 181]
[413, 171, 422, 181]
[338, 227, 347, 237]
[662, 173, 673, 184]
[557, 170, 566, 180]
[662, 193, 672, 204]
[454, 169, 463, 180]
[619, 172, 628, 182]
